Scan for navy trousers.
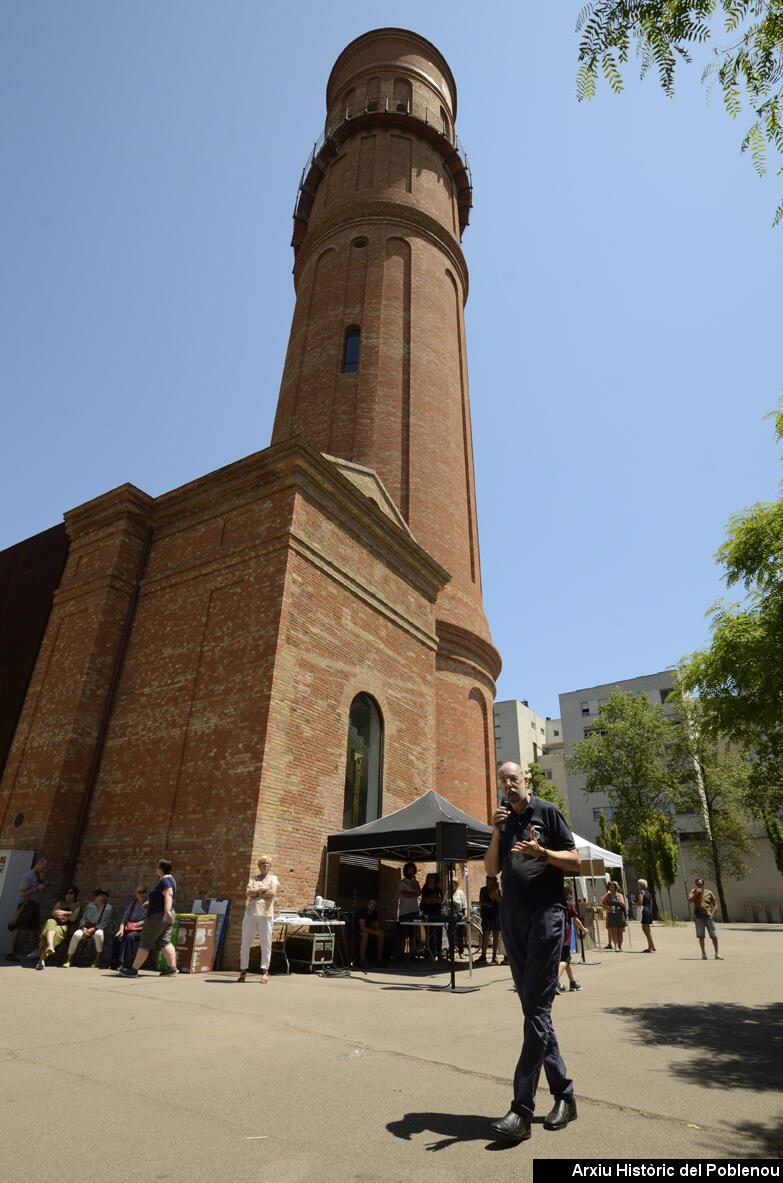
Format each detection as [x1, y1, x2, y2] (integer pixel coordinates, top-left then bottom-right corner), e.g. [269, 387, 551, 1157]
[500, 902, 574, 1116]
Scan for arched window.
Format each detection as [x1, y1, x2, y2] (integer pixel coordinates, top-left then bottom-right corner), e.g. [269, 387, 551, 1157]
[343, 693, 383, 828]
[393, 77, 412, 113]
[440, 106, 450, 138]
[342, 326, 360, 373]
[365, 76, 381, 112]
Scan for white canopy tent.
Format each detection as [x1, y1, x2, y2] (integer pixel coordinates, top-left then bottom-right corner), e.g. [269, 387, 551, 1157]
[570, 831, 632, 953]
[571, 832, 624, 868]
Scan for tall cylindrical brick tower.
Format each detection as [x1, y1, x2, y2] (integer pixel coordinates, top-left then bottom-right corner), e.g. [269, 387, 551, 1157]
[272, 28, 501, 815]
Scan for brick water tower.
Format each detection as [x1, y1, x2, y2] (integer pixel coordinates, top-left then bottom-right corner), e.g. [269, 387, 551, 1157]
[273, 28, 500, 809]
[0, 29, 501, 935]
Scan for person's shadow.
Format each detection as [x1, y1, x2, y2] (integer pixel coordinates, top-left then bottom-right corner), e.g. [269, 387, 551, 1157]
[387, 1111, 538, 1151]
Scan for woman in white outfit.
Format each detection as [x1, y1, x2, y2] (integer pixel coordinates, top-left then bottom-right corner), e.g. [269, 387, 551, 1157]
[238, 855, 279, 983]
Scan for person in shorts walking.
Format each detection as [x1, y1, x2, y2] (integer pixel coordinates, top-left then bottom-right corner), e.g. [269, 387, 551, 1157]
[119, 859, 177, 977]
[688, 877, 723, 960]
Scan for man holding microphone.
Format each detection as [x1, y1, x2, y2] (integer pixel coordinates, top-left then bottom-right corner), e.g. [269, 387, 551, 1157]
[486, 762, 580, 1143]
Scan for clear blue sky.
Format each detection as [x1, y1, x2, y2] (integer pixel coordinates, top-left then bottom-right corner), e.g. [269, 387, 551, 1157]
[3, 2, 781, 719]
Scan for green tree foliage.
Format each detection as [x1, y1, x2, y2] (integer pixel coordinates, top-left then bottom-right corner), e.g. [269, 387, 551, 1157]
[667, 689, 755, 919]
[627, 809, 678, 914]
[598, 809, 625, 858]
[764, 811, 783, 874]
[659, 825, 680, 914]
[526, 761, 569, 819]
[628, 811, 668, 888]
[748, 735, 783, 821]
[576, 2, 783, 225]
[567, 688, 675, 839]
[680, 401, 783, 827]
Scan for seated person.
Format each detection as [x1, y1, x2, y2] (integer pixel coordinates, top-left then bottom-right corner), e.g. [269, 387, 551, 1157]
[36, 887, 81, 969]
[64, 889, 112, 967]
[110, 888, 148, 969]
[356, 898, 385, 968]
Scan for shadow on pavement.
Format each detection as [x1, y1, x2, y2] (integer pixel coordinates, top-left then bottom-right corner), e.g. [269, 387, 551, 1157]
[613, 1002, 783, 1092]
[732, 1115, 783, 1158]
[387, 1110, 535, 1151]
[613, 1002, 783, 1157]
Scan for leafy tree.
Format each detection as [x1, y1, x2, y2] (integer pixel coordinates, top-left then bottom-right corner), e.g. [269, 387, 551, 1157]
[526, 761, 569, 818]
[764, 811, 783, 874]
[747, 735, 783, 854]
[680, 401, 783, 847]
[628, 810, 677, 912]
[667, 689, 755, 919]
[576, 2, 783, 225]
[598, 809, 625, 859]
[659, 825, 680, 915]
[567, 688, 675, 840]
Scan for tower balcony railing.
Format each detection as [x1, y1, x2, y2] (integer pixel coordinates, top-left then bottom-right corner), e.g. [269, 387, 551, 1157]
[291, 92, 473, 251]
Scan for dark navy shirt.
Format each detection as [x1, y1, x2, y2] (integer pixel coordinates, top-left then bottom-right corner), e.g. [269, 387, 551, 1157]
[500, 796, 576, 912]
[147, 875, 176, 916]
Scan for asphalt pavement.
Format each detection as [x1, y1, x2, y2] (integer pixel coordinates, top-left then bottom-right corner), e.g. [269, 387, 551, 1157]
[2, 921, 781, 1182]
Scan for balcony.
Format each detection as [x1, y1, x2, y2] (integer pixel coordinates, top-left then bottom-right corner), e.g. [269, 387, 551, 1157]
[291, 93, 473, 251]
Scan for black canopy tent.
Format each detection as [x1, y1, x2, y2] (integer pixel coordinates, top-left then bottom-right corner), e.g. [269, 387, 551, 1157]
[326, 788, 493, 862]
[326, 789, 493, 988]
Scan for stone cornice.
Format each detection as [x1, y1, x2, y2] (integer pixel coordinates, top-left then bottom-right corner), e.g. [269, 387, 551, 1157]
[152, 438, 451, 603]
[64, 484, 154, 542]
[435, 618, 502, 683]
[294, 203, 469, 297]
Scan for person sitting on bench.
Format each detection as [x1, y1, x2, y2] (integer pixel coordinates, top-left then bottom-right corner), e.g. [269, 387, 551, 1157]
[110, 888, 148, 969]
[356, 899, 385, 968]
[35, 888, 80, 969]
[64, 889, 112, 967]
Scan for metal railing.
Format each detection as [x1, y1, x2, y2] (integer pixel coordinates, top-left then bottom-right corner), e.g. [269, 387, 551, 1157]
[291, 91, 473, 239]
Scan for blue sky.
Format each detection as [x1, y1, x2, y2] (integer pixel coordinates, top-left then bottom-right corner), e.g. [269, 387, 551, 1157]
[3, 2, 781, 719]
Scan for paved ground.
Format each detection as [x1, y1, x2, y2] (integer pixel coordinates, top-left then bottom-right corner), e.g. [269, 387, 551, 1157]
[2, 921, 781, 1182]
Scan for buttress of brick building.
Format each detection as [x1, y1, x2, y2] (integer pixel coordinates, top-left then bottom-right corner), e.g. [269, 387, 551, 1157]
[0, 30, 500, 960]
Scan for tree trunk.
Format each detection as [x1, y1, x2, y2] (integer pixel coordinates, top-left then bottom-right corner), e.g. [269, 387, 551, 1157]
[711, 837, 730, 922]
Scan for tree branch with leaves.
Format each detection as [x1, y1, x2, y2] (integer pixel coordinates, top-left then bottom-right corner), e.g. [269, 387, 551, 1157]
[680, 398, 783, 863]
[577, 2, 783, 225]
[526, 761, 570, 819]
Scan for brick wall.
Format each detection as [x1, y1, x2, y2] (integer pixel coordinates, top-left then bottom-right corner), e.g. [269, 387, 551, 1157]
[0, 32, 503, 968]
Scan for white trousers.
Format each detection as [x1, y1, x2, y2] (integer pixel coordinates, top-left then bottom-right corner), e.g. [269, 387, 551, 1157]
[240, 913, 273, 971]
[68, 928, 104, 956]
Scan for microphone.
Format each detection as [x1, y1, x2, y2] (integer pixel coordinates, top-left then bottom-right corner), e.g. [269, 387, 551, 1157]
[500, 797, 511, 834]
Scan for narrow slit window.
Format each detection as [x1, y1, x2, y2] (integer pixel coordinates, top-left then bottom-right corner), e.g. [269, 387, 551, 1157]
[342, 327, 360, 373]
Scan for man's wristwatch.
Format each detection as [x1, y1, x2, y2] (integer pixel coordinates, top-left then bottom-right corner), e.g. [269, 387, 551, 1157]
[539, 848, 548, 861]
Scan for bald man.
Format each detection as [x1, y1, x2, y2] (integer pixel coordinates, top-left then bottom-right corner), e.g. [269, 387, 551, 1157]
[485, 762, 579, 1144]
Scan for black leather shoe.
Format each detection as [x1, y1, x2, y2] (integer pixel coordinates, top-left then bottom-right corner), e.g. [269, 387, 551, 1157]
[543, 1098, 577, 1130]
[490, 1111, 532, 1142]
